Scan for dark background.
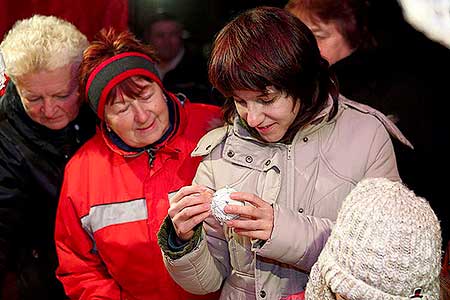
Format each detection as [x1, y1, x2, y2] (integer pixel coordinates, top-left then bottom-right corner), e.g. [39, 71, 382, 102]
[1, 0, 448, 63]
[128, 0, 447, 62]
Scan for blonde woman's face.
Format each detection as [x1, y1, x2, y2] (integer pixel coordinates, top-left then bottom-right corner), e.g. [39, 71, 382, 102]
[16, 64, 81, 130]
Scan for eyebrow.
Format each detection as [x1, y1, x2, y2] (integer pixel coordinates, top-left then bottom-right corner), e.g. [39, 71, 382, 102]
[233, 92, 271, 101]
[22, 83, 75, 98]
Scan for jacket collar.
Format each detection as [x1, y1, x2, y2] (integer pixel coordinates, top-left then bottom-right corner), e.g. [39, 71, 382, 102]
[1, 81, 95, 157]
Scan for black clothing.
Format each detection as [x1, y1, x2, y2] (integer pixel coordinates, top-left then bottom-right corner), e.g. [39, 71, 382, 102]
[331, 47, 448, 247]
[162, 49, 222, 106]
[0, 82, 96, 300]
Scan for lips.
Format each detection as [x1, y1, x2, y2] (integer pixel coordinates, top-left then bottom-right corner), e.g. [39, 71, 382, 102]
[258, 124, 272, 129]
[45, 115, 64, 122]
[256, 123, 275, 133]
[137, 120, 155, 131]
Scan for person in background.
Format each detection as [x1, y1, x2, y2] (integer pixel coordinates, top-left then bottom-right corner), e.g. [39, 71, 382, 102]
[305, 177, 442, 300]
[285, 0, 448, 249]
[144, 13, 218, 105]
[0, 15, 96, 300]
[157, 6, 411, 299]
[285, 0, 374, 66]
[54, 28, 221, 300]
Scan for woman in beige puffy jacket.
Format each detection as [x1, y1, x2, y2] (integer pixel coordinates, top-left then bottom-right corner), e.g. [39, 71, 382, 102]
[158, 6, 412, 300]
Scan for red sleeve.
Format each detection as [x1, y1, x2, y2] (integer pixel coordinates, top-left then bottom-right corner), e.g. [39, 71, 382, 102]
[55, 178, 121, 300]
[281, 291, 305, 300]
[186, 102, 224, 135]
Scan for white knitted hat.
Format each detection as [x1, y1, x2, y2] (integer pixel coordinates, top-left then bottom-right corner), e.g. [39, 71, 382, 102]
[306, 178, 442, 300]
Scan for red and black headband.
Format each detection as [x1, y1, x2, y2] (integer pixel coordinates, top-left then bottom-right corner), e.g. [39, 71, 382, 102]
[85, 52, 162, 119]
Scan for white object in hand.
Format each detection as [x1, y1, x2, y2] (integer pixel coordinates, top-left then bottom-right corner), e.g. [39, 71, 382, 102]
[211, 187, 244, 224]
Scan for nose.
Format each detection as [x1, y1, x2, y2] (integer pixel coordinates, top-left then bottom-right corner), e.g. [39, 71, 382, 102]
[41, 98, 57, 117]
[245, 104, 264, 128]
[133, 102, 149, 123]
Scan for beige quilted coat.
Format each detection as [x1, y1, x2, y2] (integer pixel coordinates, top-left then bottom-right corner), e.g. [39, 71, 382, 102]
[162, 96, 411, 300]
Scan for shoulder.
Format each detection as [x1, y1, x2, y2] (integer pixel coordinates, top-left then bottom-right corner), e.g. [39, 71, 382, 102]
[338, 97, 385, 127]
[191, 125, 230, 157]
[338, 96, 412, 148]
[184, 101, 222, 119]
[181, 101, 224, 136]
[65, 133, 104, 170]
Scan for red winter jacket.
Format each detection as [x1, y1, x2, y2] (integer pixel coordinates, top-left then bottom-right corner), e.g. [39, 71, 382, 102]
[55, 96, 222, 300]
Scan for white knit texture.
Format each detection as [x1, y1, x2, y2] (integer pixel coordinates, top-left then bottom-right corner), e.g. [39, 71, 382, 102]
[306, 178, 442, 300]
[211, 187, 244, 224]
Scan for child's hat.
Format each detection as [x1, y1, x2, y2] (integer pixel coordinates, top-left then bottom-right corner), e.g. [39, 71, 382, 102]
[306, 178, 442, 300]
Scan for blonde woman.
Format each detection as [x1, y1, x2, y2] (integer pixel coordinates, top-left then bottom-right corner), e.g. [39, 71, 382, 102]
[0, 15, 96, 299]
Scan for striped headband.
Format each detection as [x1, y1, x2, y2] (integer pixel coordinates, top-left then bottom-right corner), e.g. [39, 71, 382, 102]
[85, 52, 162, 119]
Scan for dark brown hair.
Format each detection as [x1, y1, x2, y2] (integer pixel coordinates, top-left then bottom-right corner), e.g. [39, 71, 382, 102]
[285, 0, 375, 50]
[209, 6, 337, 142]
[79, 28, 159, 106]
[143, 12, 183, 42]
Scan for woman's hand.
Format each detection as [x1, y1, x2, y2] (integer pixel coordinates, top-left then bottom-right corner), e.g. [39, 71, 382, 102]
[224, 192, 274, 241]
[168, 185, 213, 241]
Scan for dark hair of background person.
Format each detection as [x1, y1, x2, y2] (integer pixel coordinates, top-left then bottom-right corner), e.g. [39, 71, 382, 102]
[142, 12, 185, 64]
[208, 6, 338, 142]
[143, 12, 182, 41]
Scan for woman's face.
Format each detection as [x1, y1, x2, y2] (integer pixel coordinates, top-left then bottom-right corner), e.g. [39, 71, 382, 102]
[104, 77, 169, 148]
[15, 64, 81, 130]
[233, 87, 300, 143]
[146, 20, 183, 63]
[301, 18, 353, 65]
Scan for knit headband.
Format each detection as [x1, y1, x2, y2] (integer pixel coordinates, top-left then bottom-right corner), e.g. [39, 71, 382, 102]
[85, 52, 162, 119]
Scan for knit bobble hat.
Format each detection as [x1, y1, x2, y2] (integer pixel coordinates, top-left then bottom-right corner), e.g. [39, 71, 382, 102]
[305, 178, 442, 300]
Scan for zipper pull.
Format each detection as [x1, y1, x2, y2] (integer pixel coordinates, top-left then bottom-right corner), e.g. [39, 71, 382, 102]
[147, 149, 155, 167]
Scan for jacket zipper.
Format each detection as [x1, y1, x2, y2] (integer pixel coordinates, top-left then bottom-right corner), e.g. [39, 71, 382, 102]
[146, 148, 156, 167]
[287, 144, 292, 160]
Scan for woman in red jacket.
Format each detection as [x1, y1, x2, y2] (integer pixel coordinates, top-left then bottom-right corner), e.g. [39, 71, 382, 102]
[54, 28, 221, 300]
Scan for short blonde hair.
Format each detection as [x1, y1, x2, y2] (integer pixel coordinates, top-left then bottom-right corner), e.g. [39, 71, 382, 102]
[0, 15, 88, 81]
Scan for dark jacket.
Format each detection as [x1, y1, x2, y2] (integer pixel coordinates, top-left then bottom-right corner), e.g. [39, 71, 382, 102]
[330, 47, 448, 247]
[162, 48, 221, 106]
[0, 82, 96, 300]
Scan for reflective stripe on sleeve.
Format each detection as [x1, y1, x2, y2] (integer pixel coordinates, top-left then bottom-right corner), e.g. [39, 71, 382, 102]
[81, 198, 148, 235]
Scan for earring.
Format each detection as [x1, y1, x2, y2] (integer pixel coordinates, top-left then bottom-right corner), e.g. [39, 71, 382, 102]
[106, 124, 112, 132]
